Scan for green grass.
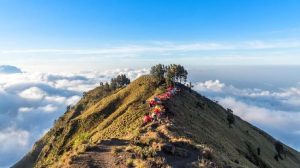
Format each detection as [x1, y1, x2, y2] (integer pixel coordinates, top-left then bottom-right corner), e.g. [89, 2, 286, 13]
[73, 133, 89, 147]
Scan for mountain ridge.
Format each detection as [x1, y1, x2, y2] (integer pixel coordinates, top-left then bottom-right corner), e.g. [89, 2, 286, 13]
[13, 75, 300, 168]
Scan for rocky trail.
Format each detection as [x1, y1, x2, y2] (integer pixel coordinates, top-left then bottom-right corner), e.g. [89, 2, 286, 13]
[69, 139, 129, 168]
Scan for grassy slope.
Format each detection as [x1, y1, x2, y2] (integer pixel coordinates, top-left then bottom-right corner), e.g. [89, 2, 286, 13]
[13, 75, 161, 168]
[13, 75, 300, 168]
[167, 88, 300, 167]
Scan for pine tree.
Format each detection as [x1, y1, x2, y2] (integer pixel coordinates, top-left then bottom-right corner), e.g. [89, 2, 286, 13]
[150, 64, 166, 82]
[150, 64, 188, 85]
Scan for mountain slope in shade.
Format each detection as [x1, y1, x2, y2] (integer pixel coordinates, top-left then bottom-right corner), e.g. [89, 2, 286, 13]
[13, 75, 300, 168]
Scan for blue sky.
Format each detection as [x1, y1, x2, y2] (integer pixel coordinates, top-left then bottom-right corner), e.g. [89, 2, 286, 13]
[1, 1, 300, 167]
[0, 0, 300, 72]
[0, 0, 299, 44]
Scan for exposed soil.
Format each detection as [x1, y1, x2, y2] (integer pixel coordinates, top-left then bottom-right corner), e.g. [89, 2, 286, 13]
[161, 146, 201, 168]
[69, 138, 129, 168]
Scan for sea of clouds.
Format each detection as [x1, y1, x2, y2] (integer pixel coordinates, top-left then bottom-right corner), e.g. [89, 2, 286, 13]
[194, 80, 300, 151]
[0, 66, 300, 167]
[0, 67, 148, 167]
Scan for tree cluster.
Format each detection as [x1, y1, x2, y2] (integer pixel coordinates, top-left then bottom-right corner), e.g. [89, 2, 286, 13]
[110, 74, 130, 90]
[99, 74, 131, 91]
[150, 64, 188, 85]
[150, 64, 166, 82]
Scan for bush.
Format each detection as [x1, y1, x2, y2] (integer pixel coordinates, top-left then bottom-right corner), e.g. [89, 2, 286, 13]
[133, 159, 147, 168]
[130, 145, 157, 159]
[227, 108, 235, 128]
[126, 158, 134, 167]
[142, 147, 157, 158]
[74, 104, 84, 115]
[73, 133, 89, 147]
[202, 149, 212, 160]
[111, 146, 123, 154]
[274, 141, 285, 159]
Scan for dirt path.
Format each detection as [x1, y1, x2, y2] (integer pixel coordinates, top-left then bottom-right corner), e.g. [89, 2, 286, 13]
[162, 146, 201, 168]
[69, 138, 129, 168]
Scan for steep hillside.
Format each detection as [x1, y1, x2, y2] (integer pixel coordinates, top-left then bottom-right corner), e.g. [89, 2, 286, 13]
[13, 75, 300, 168]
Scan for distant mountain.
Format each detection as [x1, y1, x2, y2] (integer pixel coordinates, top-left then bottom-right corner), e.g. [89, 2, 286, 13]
[0, 65, 22, 74]
[13, 75, 300, 168]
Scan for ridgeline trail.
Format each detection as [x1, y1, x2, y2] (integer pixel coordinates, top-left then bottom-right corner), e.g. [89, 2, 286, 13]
[13, 75, 300, 168]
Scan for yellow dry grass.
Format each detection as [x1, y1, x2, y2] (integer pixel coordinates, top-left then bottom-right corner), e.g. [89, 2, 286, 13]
[13, 75, 300, 168]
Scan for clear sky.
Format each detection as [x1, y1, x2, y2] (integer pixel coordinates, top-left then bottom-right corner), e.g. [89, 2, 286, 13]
[0, 0, 300, 71]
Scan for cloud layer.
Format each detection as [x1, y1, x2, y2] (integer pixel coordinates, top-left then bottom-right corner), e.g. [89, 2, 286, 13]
[2, 40, 300, 55]
[0, 67, 148, 167]
[2, 40, 300, 73]
[1, 65, 300, 167]
[194, 80, 300, 151]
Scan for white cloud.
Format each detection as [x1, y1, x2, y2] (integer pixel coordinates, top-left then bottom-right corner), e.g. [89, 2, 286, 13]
[19, 87, 47, 100]
[274, 87, 300, 97]
[0, 66, 149, 167]
[18, 107, 34, 113]
[218, 97, 300, 130]
[194, 80, 225, 92]
[2, 40, 300, 55]
[0, 127, 29, 151]
[45, 96, 67, 104]
[195, 79, 300, 151]
[0, 127, 30, 168]
[38, 105, 58, 113]
[244, 40, 300, 49]
[2, 40, 300, 74]
[2, 66, 299, 166]
[283, 97, 300, 106]
[195, 79, 300, 110]
[66, 96, 81, 106]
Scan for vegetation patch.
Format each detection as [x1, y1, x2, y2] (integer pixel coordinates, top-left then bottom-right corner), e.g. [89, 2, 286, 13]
[111, 146, 124, 154]
[73, 132, 90, 148]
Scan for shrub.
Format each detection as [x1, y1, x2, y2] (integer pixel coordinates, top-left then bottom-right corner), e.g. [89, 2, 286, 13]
[227, 108, 235, 128]
[196, 101, 202, 108]
[130, 145, 157, 159]
[125, 146, 134, 153]
[126, 158, 134, 167]
[111, 146, 123, 154]
[74, 104, 84, 116]
[133, 159, 147, 168]
[73, 133, 89, 147]
[274, 141, 285, 159]
[202, 150, 212, 160]
[142, 147, 157, 158]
